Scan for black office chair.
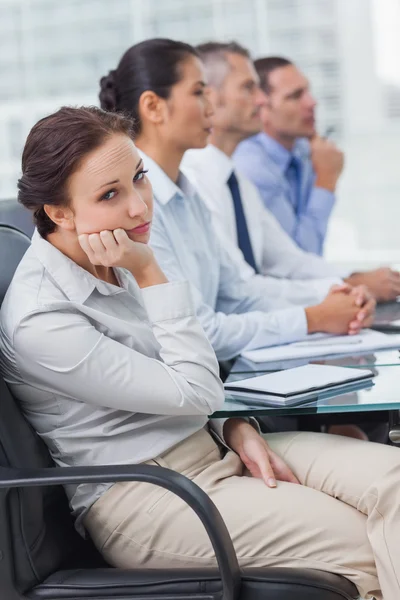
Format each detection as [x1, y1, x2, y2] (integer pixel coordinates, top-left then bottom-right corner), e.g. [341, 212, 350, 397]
[0, 226, 359, 600]
[0, 224, 31, 305]
[0, 199, 34, 238]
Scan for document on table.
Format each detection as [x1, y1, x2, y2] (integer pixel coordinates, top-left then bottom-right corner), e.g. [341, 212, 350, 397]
[241, 329, 400, 364]
[224, 364, 374, 406]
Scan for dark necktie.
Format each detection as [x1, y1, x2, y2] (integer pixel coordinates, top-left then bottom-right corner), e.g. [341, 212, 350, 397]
[227, 171, 259, 273]
[286, 155, 302, 216]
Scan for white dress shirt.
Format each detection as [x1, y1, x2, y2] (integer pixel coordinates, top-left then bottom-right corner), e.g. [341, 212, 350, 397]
[143, 151, 308, 362]
[0, 231, 226, 530]
[182, 144, 343, 306]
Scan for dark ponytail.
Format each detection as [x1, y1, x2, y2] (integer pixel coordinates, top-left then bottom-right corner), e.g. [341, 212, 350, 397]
[99, 70, 118, 112]
[99, 38, 198, 133]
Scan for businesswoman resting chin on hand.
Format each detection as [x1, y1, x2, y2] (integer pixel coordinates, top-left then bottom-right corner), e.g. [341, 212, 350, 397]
[0, 106, 399, 600]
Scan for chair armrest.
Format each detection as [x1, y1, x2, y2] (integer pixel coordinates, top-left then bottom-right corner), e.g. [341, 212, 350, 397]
[0, 463, 240, 600]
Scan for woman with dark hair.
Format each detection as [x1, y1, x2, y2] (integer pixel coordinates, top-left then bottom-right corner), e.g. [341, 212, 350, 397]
[99, 39, 375, 364]
[0, 51, 397, 600]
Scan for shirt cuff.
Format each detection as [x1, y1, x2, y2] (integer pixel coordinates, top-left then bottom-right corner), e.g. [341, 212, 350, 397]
[338, 267, 355, 279]
[308, 277, 343, 302]
[208, 417, 261, 450]
[276, 306, 308, 345]
[141, 280, 195, 322]
[308, 187, 336, 218]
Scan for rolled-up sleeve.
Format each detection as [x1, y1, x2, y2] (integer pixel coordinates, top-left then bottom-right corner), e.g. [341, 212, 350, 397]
[293, 187, 336, 255]
[195, 285, 308, 361]
[208, 417, 261, 450]
[13, 281, 225, 416]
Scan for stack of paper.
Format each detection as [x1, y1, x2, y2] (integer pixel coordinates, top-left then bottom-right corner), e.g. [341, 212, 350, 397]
[224, 364, 374, 406]
[241, 329, 400, 364]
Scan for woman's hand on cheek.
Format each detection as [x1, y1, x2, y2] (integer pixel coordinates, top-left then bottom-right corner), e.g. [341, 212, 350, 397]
[78, 229, 153, 270]
[78, 229, 168, 288]
[223, 418, 300, 488]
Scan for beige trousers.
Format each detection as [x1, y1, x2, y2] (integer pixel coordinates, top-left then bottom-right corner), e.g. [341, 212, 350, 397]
[84, 428, 400, 600]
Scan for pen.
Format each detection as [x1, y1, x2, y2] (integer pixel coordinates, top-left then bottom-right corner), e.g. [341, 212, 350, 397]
[323, 126, 335, 139]
[293, 338, 363, 348]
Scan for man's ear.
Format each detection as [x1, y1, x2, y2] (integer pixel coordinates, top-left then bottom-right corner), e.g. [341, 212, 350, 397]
[44, 204, 75, 231]
[138, 90, 166, 125]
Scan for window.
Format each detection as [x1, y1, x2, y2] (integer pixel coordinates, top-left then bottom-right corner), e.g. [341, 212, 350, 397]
[385, 85, 400, 120]
[320, 60, 339, 78]
[7, 120, 24, 161]
[0, 0, 399, 264]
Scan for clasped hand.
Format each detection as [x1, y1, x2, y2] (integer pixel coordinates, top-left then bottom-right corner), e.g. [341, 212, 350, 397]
[330, 283, 375, 334]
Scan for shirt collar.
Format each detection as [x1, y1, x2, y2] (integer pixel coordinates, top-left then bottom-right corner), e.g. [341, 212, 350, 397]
[139, 150, 198, 205]
[30, 230, 125, 304]
[255, 132, 292, 173]
[256, 133, 311, 173]
[183, 144, 234, 184]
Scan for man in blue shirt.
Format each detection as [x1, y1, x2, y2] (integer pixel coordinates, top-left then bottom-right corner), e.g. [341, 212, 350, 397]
[233, 56, 343, 256]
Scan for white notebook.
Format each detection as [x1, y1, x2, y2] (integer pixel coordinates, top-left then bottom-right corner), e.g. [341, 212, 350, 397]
[241, 329, 400, 364]
[224, 364, 374, 406]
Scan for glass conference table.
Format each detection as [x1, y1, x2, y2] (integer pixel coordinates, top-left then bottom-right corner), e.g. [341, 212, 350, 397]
[210, 301, 400, 425]
[212, 357, 400, 423]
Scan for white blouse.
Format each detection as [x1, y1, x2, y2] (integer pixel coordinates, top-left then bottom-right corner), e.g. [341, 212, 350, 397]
[0, 230, 225, 528]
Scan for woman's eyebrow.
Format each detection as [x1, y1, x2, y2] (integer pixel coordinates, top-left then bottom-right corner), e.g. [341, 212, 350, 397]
[96, 159, 143, 191]
[96, 179, 119, 191]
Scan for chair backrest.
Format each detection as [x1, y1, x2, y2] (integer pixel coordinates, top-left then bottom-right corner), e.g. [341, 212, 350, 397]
[0, 377, 100, 594]
[0, 225, 31, 305]
[0, 200, 34, 239]
[0, 223, 103, 594]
